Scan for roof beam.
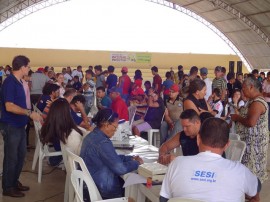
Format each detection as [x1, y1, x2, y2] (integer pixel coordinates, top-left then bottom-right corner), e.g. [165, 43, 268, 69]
[209, 0, 270, 44]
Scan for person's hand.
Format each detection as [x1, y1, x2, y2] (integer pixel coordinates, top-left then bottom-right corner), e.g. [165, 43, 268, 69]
[30, 111, 42, 122]
[133, 156, 143, 165]
[198, 108, 208, 114]
[75, 101, 84, 112]
[158, 154, 174, 165]
[168, 122, 174, 131]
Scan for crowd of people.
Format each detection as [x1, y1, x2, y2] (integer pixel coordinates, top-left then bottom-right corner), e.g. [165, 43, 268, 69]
[0, 55, 269, 201]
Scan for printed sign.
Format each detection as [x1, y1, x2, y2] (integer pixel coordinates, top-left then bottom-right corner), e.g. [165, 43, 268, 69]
[110, 53, 151, 63]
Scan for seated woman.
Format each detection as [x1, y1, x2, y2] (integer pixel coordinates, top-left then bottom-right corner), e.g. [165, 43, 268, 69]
[132, 90, 165, 136]
[40, 98, 86, 167]
[80, 109, 143, 199]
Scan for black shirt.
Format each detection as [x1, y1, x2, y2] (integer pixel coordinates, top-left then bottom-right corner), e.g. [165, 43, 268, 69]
[179, 131, 199, 156]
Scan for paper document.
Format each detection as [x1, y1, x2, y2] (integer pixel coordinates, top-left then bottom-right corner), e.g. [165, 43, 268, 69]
[123, 173, 147, 188]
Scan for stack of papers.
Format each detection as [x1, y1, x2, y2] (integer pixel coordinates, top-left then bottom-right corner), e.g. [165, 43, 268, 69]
[138, 162, 167, 182]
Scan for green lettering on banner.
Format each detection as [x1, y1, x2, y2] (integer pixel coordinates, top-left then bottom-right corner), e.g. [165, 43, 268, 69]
[136, 53, 151, 63]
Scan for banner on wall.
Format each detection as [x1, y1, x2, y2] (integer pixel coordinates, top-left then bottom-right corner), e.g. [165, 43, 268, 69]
[110, 53, 151, 63]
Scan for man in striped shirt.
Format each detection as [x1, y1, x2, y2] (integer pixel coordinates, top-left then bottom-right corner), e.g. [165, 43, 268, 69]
[212, 66, 227, 101]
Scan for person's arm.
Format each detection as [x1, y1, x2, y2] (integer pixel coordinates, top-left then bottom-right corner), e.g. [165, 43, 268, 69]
[164, 108, 174, 130]
[5, 102, 41, 121]
[99, 141, 140, 175]
[231, 101, 265, 127]
[159, 133, 180, 165]
[75, 101, 92, 131]
[183, 99, 200, 114]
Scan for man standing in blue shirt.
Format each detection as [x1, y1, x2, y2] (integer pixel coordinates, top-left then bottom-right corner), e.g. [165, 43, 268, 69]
[1, 55, 41, 197]
[106, 65, 117, 94]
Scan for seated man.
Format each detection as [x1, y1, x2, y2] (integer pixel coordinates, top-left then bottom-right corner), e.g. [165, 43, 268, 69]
[96, 86, 112, 109]
[160, 84, 183, 145]
[37, 83, 60, 112]
[70, 95, 92, 131]
[109, 86, 128, 121]
[132, 90, 165, 136]
[159, 109, 213, 165]
[160, 117, 260, 202]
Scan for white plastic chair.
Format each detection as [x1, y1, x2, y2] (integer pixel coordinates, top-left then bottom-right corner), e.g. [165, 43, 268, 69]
[71, 170, 128, 202]
[60, 142, 74, 202]
[229, 133, 240, 140]
[147, 111, 165, 147]
[168, 197, 204, 202]
[31, 120, 62, 183]
[66, 149, 128, 202]
[225, 140, 246, 162]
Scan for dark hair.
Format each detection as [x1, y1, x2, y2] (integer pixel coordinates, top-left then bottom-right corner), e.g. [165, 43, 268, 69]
[252, 69, 259, 75]
[151, 66, 158, 73]
[144, 80, 151, 86]
[221, 67, 226, 73]
[63, 88, 77, 98]
[134, 69, 143, 80]
[92, 108, 119, 128]
[267, 72, 270, 77]
[232, 89, 242, 105]
[180, 109, 200, 122]
[74, 76, 79, 80]
[189, 78, 206, 94]
[85, 69, 94, 76]
[40, 98, 83, 145]
[260, 72, 265, 76]
[227, 72, 235, 81]
[42, 83, 60, 95]
[199, 112, 214, 123]
[70, 95, 86, 105]
[165, 71, 171, 79]
[213, 88, 221, 97]
[190, 66, 198, 75]
[28, 69, 33, 76]
[96, 86, 106, 92]
[94, 65, 102, 72]
[77, 65, 82, 70]
[107, 65, 115, 72]
[44, 66, 49, 72]
[12, 55, 30, 71]
[200, 118, 229, 148]
[178, 65, 183, 71]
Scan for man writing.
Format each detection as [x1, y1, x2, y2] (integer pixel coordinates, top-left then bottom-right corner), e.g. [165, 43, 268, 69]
[160, 117, 260, 202]
[1, 55, 41, 197]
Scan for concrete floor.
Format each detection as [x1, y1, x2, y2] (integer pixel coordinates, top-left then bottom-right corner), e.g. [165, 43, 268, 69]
[0, 127, 270, 202]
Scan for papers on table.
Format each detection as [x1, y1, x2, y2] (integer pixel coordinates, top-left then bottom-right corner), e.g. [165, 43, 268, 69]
[123, 173, 147, 188]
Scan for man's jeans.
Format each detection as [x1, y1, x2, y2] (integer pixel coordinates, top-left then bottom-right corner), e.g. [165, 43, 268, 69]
[160, 120, 182, 146]
[2, 125, 26, 191]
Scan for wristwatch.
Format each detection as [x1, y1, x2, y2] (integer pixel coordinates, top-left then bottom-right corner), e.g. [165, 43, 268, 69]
[26, 109, 32, 117]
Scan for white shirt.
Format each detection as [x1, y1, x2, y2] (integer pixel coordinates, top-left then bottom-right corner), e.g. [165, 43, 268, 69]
[65, 127, 88, 155]
[71, 69, 83, 81]
[262, 80, 270, 102]
[160, 152, 258, 202]
[210, 100, 223, 118]
[64, 73, 73, 84]
[204, 78, 212, 100]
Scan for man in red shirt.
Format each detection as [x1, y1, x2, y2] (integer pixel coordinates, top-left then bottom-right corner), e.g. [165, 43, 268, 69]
[109, 87, 129, 121]
[151, 66, 162, 94]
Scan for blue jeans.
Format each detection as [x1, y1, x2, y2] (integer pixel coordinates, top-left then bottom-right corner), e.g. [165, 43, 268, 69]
[2, 125, 27, 191]
[160, 120, 182, 145]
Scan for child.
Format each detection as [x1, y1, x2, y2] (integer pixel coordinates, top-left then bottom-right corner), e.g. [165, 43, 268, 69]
[144, 80, 151, 95]
[82, 81, 95, 114]
[72, 75, 82, 92]
[209, 88, 223, 118]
